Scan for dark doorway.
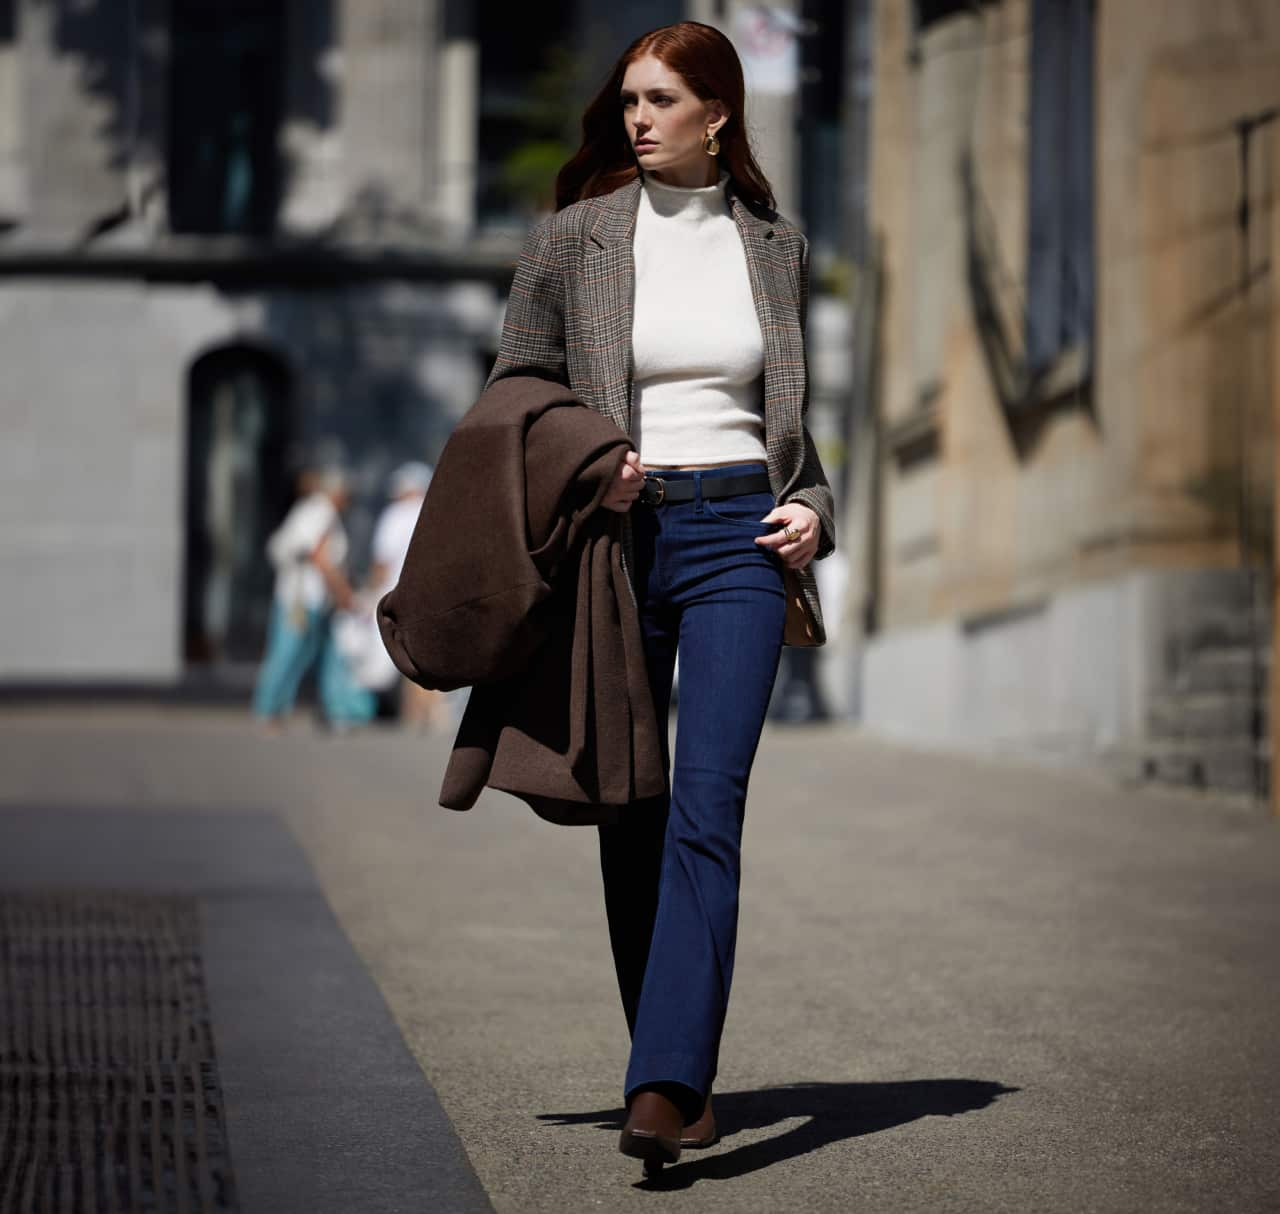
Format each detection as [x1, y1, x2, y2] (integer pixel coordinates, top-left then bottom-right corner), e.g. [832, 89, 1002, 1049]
[184, 347, 292, 665]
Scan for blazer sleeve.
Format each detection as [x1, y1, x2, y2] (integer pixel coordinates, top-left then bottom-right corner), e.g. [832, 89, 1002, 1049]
[782, 233, 838, 560]
[486, 217, 569, 390]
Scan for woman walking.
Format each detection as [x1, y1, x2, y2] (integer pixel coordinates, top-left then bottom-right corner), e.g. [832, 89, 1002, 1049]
[487, 21, 835, 1173]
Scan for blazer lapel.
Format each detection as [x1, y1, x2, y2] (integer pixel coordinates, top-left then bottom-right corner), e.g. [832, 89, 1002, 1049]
[728, 190, 801, 484]
[583, 178, 642, 435]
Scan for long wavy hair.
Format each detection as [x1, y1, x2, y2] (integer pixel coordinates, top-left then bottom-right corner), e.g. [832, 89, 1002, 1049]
[554, 21, 776, 216]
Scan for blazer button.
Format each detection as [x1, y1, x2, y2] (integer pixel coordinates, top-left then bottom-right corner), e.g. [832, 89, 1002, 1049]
[765, 229, 775, 239]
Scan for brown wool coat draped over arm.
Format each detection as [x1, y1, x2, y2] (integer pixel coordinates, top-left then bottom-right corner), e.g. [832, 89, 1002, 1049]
[377, 375, 666, 825]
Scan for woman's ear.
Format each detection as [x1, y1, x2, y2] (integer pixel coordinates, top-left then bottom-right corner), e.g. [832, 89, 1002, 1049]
[706, 100, 730, 136]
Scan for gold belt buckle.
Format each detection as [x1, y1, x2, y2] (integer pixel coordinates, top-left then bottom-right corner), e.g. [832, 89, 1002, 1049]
[641, 476, 666, 506]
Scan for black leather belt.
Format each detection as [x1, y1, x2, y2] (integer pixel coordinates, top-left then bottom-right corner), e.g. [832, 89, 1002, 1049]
[638, 470, 771, 506]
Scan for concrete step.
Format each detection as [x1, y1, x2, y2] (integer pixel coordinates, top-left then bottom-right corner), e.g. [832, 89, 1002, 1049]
[1173, 645, 1270, 695]
[1147, 690, 1264, 740]
[1117, 739, 1269, 796]
[1183, 604, 1270, 652]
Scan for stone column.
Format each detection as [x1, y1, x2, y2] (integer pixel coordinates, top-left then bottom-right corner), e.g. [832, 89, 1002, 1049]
[437, 0, 477, 238]
[279, 0, 344, 233]
[0, 4, 23, 220]
[691, 0, 800, 217]
[17, 0, 128, 239]
[1271, 133, 1280, 816]
[339, 0, 441, 226]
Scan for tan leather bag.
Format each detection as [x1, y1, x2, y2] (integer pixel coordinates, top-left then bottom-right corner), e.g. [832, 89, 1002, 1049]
[783, 567, 819, 647]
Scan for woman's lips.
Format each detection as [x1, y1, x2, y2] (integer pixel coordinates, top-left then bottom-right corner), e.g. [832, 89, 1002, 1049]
[635, 141, 657, 152]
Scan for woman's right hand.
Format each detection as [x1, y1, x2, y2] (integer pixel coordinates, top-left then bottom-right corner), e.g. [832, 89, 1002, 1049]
[602, 450, 646, 513]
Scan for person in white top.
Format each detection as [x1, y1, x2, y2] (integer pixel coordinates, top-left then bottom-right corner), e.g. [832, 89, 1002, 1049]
[354, 462, 451, 728]
[483, 21, 836, 1176]
[369, 461, 433, 602]
[252, 466, 375, 730]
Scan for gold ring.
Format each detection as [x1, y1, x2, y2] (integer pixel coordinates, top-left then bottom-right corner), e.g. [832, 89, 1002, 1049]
[783, 526, 800, 543]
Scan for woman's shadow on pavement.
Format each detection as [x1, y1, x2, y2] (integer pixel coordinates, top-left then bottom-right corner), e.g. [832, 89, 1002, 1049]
[539, 1078, 1018, 1190]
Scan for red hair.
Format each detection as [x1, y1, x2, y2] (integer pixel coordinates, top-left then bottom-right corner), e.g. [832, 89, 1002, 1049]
[554, 21, 776, 216]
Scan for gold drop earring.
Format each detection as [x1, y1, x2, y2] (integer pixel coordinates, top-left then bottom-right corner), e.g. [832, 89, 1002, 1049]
[703, 128, 720, 157]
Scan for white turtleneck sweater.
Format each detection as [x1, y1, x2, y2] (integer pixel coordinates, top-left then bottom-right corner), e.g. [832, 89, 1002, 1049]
[630, 172, 767, 468]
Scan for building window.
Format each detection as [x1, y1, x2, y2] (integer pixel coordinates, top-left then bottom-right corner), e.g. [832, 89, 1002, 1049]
[168, 0, 285, 236]
[1025, 0, 1094, 380]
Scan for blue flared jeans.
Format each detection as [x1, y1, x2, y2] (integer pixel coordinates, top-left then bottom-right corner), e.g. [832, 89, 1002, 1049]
[598, 463, 787, 1116]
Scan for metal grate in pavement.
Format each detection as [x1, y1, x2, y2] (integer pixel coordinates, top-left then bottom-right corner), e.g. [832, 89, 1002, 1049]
[0, 893, 239, 1213]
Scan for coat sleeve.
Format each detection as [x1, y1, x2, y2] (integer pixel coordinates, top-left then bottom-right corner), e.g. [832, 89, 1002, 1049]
[486, 217, 569, 390]
[781, 233, 838, 560]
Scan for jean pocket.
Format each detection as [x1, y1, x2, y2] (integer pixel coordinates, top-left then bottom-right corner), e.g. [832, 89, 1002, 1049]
[701, 492, 778, 530]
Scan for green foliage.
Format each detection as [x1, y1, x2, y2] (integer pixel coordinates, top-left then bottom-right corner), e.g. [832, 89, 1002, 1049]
[526, 46, 581, 141]
[501, 139, 574, 212]
[498, 45, 579, 214]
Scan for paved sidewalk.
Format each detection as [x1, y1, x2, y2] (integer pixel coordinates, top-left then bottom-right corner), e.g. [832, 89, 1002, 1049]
[2, 705, 1278, 1212]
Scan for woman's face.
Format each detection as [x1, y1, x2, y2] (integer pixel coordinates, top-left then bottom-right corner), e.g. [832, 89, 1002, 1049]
[620, 55, 727, 184]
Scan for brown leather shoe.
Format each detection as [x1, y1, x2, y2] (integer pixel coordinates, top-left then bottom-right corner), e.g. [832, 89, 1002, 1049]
[680, 1096, 718, 1149]
[619, 1090, 682, 1170]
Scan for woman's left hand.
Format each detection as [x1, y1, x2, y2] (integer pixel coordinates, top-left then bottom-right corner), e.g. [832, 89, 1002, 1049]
[754, 502, 820, 569]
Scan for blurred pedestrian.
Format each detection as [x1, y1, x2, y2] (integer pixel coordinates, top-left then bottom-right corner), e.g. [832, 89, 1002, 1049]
[365, 461, 450, 728]
[253, 466, 375, 731]
[486, 21, 834, 1174]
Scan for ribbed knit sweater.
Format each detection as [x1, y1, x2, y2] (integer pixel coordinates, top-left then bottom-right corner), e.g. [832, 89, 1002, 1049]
[630, 172, 767, 468]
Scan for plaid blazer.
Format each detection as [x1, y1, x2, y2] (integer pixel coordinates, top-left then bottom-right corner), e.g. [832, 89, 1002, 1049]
[486, 175, 835, 643]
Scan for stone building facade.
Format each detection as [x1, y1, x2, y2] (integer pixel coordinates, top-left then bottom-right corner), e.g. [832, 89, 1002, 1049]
[0, 0, 505, 683]
[1, 0, 849, 692]
[854, 0, 1280, 789]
